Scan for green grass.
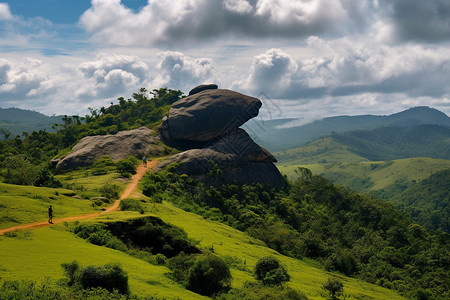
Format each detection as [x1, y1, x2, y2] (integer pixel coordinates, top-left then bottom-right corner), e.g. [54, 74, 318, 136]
[278, 157, 450, 193]
[0, 202, 405, 299]
[0, 183, 96, 229]
[0, 225, 205, 299]
[0, 171, 128, 229]
[275, 137, 369, 165]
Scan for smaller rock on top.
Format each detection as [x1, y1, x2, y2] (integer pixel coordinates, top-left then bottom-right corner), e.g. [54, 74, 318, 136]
[188, 84, 218, 96]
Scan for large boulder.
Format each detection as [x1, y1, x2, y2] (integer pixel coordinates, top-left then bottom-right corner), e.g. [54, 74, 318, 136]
[158, 129, 285, 189]
[162, 89, 262, 144]
[56, 127, 162, 170]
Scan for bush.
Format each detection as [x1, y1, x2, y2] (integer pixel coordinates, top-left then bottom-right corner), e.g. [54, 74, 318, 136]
[116, 156, 139, 176]
[186, 255, 232, 296]
[119, 198, 144, 213]
[61, 260, 80, 286]
[99, 182, 120, 200]
[322, 278, 343, 300]
[79, 263, 129, 295]
[254, 256, 290, 285]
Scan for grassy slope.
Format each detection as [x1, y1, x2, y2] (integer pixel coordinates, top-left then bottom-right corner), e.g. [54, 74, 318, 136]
[0, 172, 127, 229]
[277, 157, 450, 193]
[275, 137, 369, 165]
[0, 198, 405, 300]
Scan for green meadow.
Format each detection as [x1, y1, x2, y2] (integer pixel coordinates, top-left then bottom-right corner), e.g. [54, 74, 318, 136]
[0, 171, 127, 229]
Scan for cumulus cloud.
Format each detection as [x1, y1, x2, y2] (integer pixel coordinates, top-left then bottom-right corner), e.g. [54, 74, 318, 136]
[0, 3, 12, 21]
[77, 53, 150, 98]
[235, 39, 450, 102]
[151, 51, 216, 91]
[0, 58, 53, 102]
[79, 0, 372, 46]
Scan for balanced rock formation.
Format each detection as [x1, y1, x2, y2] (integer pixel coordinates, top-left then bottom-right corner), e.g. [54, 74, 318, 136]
[159, 85, 286, 189]
[56, 127, 162, 170]
[160, 88, 262, 146]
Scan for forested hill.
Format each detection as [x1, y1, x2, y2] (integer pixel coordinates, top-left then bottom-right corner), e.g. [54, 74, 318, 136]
[0, 107, 62, 138]
[245, 106, 450, 152]
[331, 124, 450, 161]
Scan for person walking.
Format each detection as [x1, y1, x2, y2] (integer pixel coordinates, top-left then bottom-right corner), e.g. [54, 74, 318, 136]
[143, 156, 147, 166]
[48, 205, 53, 224]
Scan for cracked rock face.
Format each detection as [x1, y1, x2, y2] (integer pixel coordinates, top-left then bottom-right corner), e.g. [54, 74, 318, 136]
[56, 127, 163, 170]
[159, 85, 286, 189]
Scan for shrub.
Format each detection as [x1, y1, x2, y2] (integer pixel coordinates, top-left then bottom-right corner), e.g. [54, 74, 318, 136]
[116, 156, 139, 176]
[119, 198, 144, 213]
[99, 182, 120, 200]
[186, 255, 232, 296]
[254, 256, 290, 286]
[61, 260, 80, 286]
[79, 263, 129, 295]
[322, 278, 343, 300]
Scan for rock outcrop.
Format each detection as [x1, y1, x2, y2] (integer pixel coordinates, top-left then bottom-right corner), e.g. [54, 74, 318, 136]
[160, 88, 262, 145]
[159, 85, 286, 189]
[56, 127, 162, 170]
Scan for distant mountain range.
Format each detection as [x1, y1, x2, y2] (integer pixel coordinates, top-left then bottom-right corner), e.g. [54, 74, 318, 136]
[244, 106, 450, 152]
[0, 107, 63, 138]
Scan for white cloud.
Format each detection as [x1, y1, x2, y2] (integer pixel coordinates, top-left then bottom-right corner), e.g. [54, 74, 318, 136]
[79, 0, 374, 46]
[0, 3, 12, 21]
[224, 0, 253, 14]
[151, 51, 216, 91]
[77, 53, 150, 98]
[235, 38, 450, 102]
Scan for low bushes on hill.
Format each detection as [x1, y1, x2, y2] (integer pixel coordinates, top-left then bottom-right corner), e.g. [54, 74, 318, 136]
[254, 256, 290, 286]
[79, 263, 129, 295]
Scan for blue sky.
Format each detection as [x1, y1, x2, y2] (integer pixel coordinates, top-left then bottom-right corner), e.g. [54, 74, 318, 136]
[0, 0, 449, 122]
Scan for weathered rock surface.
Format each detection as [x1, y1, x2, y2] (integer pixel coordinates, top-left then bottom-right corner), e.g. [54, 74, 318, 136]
[188, 84, 218, 96]
[158, 85, 285, 189]
[158, 129, 285, 189]
[56, 127, 162, 170]
[162, 89, 262, 144]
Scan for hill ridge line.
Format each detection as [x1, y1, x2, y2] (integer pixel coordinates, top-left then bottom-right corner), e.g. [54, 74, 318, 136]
[0, 160, 157, 236]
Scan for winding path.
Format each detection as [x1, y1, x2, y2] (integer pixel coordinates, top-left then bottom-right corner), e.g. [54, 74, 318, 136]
[0, 160, 158, 236]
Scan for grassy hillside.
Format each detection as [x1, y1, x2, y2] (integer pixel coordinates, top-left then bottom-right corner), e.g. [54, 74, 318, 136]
[275, 124, 450, 165]
[278, 158, 450, 192]
[275, 137, 369, 165]
[0, 201, 405, 300]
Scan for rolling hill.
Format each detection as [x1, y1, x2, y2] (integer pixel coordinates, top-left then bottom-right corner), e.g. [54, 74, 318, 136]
[0, 107, 62, 138]
[245, 106, 450, 152]
[276, 124, 450, 233]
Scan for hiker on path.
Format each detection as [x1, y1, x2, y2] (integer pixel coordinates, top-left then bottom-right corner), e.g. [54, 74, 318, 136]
[143, 156, 147, 166]
[48, 205, 53, 224]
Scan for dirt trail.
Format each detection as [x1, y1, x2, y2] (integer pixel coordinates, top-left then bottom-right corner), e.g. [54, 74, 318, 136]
[0, 159, 158, 236]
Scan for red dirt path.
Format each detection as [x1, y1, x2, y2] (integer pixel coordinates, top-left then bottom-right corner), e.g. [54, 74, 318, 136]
[0, 160, 158, 236]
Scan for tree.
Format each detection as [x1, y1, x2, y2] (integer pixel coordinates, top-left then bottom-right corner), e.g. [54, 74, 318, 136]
[186, 255, 232, 296]
[322, 278, 344, 300]
[0, 128, 11, 140]
[254, 256, 290, 285]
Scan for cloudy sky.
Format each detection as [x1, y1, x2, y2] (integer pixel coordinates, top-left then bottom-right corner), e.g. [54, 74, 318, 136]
[0, 0, 449, 122]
